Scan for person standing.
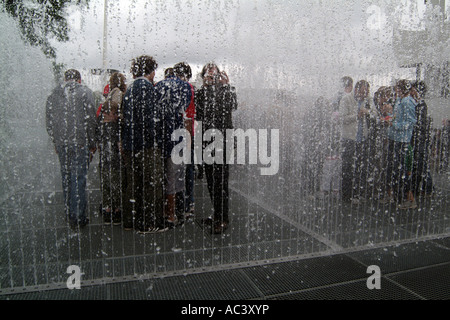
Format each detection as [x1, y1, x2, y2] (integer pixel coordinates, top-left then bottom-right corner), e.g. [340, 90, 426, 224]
[154, 63, 192, 228]
[410, 81, 433, 197]
[339, 78, 374, 203]
[195, 63, 238, 234]
[353, 80, 376, 201]
[173, 62, 196, 218]
[383, 79, 417, 209]
[98, 72, 127, 225]
[338, 76, 357, 202]
[121, 55, 165, 233]
[46, 69, 97, 229]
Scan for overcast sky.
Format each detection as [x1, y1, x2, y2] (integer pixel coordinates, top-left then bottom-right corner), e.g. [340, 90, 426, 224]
[52, 0, 448, 94]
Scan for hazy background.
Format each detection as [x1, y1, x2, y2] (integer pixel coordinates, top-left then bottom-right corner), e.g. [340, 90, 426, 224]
[51, 0, 449, 95]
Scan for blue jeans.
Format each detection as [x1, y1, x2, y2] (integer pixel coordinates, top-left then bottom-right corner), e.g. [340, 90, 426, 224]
[56, 145, 89, 225]
[385, 140, 409, 203]
[185, 146, 195, 212]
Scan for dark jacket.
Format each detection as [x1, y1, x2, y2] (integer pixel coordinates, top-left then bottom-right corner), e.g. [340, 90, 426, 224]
[411, 100, 430, 148]
[195, 84, 237, 133]
[46, 81, 97, 149]
[121, 77, 163, 153]
[154, 75, 192, 158]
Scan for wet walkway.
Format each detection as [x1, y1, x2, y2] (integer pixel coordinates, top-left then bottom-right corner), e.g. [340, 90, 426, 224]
[0, 159, 449, 299]
[2, 235, 449, 300]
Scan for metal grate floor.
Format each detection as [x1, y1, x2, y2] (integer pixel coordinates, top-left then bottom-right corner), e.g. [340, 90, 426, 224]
[1, 236, 449, 300]
[1, 161, 449, 299]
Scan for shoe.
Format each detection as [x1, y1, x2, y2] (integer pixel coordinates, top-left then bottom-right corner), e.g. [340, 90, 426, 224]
[153, 225, 170, 233]
[136, 228, 152, 234]
[70, 218, 89, 230]
[350, 197, 364, 205]
[212, 221, 229, 235]
[102, 208, 112, 224]
[165, 216, 179, 230]
[80, 218, 89, 227]
[185, 205, 195, 219]
[201, 217, 213, 226]
[378, 197, 394, 204]
[316, 191, 326, 199]
[123, 222, 133, 230]
[136, 225, 155, 234]
[398, 200, 417, 210]
[112, 210, 122, 225]
[184, 212, 194, 221]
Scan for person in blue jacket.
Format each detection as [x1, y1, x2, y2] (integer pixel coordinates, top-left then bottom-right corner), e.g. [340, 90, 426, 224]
[154, 64, 192, 228]
[121, 55, 166, 233]
[382, 79, 417, 208]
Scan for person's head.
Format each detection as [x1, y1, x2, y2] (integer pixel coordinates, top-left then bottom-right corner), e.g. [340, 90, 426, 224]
[130, 55, 158, 80]
[64, 69, 81, 83]
[395, 79, 412, 98]
[164, 67, 174, 78]
[109, 72, 127, 92]
[354, 80, 370, 101]
[173, 62, 192, 81]
[374, 87, 384, 107]
[374, 86, 392, 110]
[380, 86, 395, 104]
[201, 62, 221, 86]
[412, 80, 427, 99]
[341, 76, 353, 93]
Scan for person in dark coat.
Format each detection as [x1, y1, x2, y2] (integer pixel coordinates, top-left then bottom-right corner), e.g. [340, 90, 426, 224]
[195, 63, 238, 234]
[46, 69, 97, 229]
[121, 55, 165, 233]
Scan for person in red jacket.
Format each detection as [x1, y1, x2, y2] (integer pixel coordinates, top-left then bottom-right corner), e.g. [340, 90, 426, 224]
[174, 62, 196, 219]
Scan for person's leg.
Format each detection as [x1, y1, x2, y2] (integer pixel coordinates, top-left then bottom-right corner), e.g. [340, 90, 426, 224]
[122, 151, 137, 230]
[69, 145, 89, 226]
[111, 167, 122, 224]
[164, 157, 180, 224]
[185, 163, 194, 212]
[212, 163, 229, 232]
[101, 159, 113, 223]
[143, 148, 164, 230]
[383, 139, 396, 202]
[166, 194, 176, 222]
[184, 145, 195, 213]
[341, 139, 355, 202]
[354, 142, 364, 199]
[56, 145, 71, 221]
[392, 142, 407, 204]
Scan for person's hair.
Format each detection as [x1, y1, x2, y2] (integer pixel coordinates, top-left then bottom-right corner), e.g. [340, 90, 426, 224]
[200, 62, 220, 79]
[383, 86, 395, 99]
[164, 67, 174, 78]
[64, 69, 81, 82]
[355, 79, 370, 91]
[341, 76, 353, 89]
[412, 80, 427, 96]
[109, 72, 126, 92]
[396, 79, 412, 95]
[130, 55, 158, 77]
[374, 87, 384, 106]
[173, 62, 192, 80]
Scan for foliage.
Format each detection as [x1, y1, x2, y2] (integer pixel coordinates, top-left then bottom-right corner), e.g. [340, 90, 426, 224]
[1, 0, 89, 58]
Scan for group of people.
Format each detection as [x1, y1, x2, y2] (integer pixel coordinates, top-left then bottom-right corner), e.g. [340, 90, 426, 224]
[46, 56, 238, 234]
[333, 76, 433, 209]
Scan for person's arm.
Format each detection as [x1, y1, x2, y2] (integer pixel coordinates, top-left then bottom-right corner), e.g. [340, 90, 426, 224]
[184, 83, 195, 137]
[45, 96, 55, 144]
[218, 72, 238, 111]
[391, 98, 417, 132]
[84, 88, 98, 153]
[339, 95, 357, 125]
